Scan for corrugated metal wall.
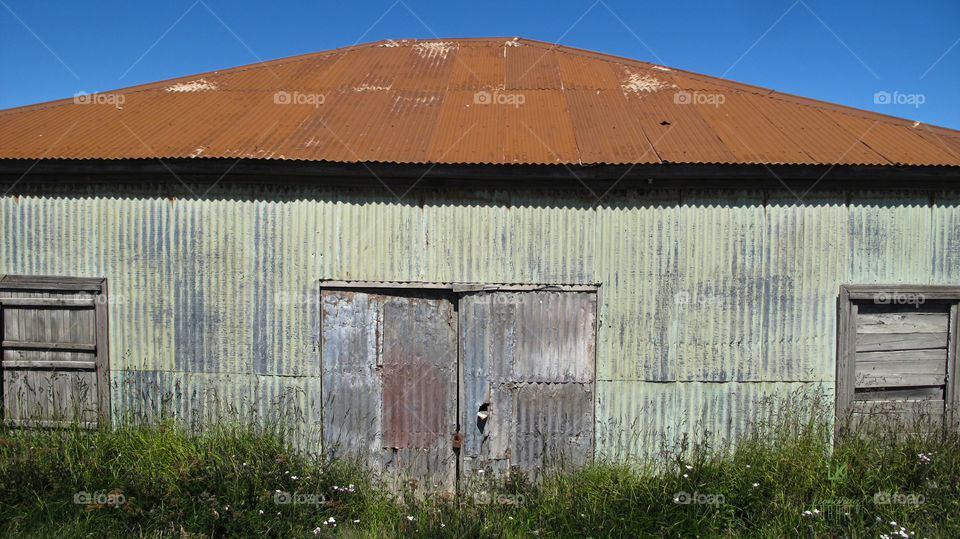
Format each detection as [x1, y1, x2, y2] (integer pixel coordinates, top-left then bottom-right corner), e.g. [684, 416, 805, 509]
[1, 185, 957, 457]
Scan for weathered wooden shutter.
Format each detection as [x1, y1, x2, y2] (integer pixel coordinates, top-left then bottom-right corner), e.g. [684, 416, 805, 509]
[460, 290, 596, 477]
[0, 276, 109, 428]
[849, 303, 950, 428]
[838, 286, 960, 432]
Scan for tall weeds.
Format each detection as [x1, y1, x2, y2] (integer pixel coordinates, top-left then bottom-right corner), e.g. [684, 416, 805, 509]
[1, 389, 958, 537]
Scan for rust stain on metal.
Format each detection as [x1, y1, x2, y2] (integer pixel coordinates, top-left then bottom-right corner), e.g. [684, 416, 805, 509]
[1, 37, 957, 166]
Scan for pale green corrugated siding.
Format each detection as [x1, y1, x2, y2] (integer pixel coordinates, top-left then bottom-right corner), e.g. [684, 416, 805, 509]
[1, 185, 957, 457]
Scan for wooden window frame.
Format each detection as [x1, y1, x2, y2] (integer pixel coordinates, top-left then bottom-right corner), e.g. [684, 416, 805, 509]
[0, 275, 110, 427]
[837, 284, 960, 429]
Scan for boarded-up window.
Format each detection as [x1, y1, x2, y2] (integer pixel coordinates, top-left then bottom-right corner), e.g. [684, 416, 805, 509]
[320, 282, 597, 491]
[1, 276, 110, 428]
[837, 286, 960, 431]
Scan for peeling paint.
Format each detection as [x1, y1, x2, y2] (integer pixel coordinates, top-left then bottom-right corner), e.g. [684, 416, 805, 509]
[651, 65, 671, 72]
[165, 78, 219, 93]
[504, 37, 521, 47]
[300, 136, 320, 148]
[620, 71, 675, 94]
[353, 83, 392, 92]
[412, 41, 456, 59]
[390, 94, 439, 113]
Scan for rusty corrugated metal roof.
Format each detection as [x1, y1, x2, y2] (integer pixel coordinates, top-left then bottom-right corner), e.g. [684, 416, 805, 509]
[1, 37, 959, 167]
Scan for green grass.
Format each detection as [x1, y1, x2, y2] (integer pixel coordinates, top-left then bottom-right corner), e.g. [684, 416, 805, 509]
[1, 394, 959, 538]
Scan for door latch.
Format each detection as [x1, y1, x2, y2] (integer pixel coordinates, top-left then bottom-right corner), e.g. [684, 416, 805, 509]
[452, 432, 463, 450]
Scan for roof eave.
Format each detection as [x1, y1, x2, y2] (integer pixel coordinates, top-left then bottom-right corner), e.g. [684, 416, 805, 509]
[0, 158, 957, 193]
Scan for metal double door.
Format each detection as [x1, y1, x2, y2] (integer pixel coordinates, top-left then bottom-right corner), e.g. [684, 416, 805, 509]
[320, 286, 596, 493]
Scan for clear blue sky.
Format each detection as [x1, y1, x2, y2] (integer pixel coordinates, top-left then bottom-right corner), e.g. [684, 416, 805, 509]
[2, 0, 958, 128]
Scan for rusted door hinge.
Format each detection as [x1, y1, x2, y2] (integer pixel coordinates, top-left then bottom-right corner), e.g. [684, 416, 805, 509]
[451, 432, 463, 450]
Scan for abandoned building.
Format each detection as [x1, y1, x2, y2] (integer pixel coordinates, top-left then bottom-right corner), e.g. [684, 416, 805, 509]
[0, 37, 958, 489]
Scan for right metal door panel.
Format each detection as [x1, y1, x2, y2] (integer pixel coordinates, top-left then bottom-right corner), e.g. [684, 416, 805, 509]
[460, 291, 596, 477]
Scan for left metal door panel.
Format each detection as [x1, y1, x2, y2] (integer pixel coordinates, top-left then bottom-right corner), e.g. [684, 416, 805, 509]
[321, 290, 458, 493]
